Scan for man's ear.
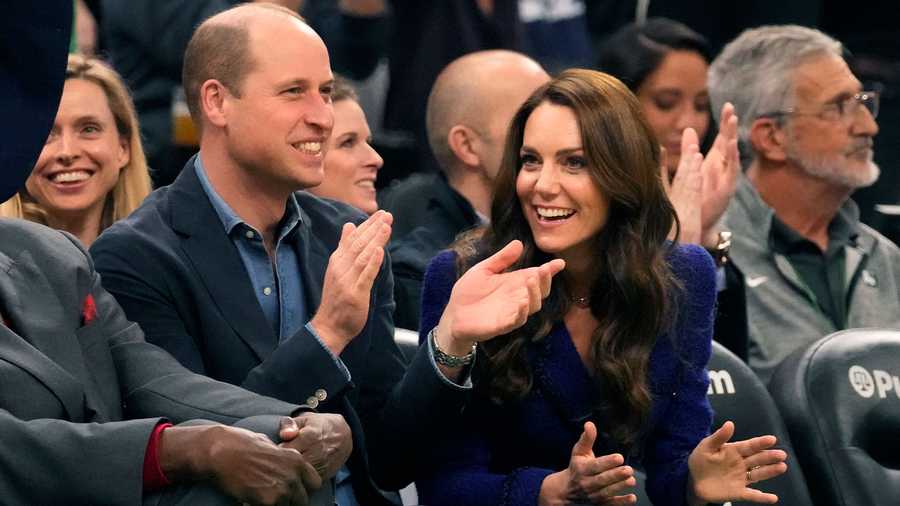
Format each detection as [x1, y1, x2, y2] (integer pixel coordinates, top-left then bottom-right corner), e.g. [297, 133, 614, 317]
[199, 79, 229, 129]
[748, 117, 788, 163]
[447, 125, 481, 168]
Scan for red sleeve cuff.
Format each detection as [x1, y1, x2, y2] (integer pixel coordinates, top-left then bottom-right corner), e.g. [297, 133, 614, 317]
[143, 422, 173, 492]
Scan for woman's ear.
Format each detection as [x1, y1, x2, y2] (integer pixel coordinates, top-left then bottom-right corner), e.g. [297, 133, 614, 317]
[748, 117, 787, 163]
[116, 134, 131, 170]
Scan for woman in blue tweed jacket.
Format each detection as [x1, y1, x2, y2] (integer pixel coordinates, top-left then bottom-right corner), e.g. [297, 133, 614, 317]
[414, 69, 787, 506]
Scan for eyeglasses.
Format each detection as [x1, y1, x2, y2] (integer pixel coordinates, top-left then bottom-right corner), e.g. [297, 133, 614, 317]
[759, 90, 880, 123]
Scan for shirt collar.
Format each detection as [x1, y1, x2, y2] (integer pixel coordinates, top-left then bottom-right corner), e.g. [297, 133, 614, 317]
[194, 154, 303, 238]
[770, 205, 859, 254]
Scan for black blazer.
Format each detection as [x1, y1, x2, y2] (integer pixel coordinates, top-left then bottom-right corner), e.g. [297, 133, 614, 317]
[381, 172, 481, 330]
[0, 1, 70, 202]
[92, 158, 470, 496]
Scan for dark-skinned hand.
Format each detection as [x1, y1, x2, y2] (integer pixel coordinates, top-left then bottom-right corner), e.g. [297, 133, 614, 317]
[280, 413, 353, 481]
[160, 424, 322, 505]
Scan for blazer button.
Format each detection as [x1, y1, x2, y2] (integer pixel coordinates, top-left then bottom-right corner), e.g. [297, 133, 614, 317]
[306, 396, 319, 409]
[315, 388, 327, 401]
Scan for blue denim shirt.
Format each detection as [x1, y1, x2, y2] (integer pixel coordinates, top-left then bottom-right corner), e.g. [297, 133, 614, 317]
[194, 156, 356, 505]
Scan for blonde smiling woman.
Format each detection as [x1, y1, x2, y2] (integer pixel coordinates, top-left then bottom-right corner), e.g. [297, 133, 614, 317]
[0, 53, 151, 246]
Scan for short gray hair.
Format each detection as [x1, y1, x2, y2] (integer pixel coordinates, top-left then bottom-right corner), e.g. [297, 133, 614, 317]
[708, 25, 843, 152]
[182, 3, 307, 129]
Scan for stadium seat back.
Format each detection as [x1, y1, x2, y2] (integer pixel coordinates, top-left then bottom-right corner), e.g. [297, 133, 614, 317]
[769, 329, 900, 506]
[707, 341, 814, 506]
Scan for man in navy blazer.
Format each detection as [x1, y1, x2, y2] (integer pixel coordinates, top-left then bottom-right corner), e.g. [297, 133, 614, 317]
[92, 4, 472, 503]
[0, 2, 350, 504]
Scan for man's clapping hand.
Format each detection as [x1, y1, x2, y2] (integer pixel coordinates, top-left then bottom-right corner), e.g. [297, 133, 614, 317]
[311, 210, 392, 355]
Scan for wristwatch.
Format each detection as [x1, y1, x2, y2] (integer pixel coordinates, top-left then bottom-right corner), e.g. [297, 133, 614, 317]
[706, 230, 732, 268]
[429, 327, 476, 367]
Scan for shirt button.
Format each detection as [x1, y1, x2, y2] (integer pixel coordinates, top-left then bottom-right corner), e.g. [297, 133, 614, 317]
[263, 287, 272, 296]
[314, 389, 327, 401]
[305, 396, 319, 409]
[244, 230, 254, 239]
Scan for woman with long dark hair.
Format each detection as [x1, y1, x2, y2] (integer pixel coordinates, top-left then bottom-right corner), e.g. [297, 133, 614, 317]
[597, 17, 739, 249]
[598, 18, 714, 176]
[599, 18, 747, 361]
[415, 69, 786, 505]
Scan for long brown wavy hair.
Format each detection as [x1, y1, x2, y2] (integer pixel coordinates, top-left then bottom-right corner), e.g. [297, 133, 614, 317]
[454, 69, 679, 448]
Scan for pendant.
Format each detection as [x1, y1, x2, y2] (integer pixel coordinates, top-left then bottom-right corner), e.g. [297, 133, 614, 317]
[572, 296, 590, 308]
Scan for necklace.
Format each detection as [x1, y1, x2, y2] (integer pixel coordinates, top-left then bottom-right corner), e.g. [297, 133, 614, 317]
[572, 295, 591, 308]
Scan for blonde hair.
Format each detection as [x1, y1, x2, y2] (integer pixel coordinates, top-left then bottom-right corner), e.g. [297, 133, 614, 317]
[0, 53, 151, 230]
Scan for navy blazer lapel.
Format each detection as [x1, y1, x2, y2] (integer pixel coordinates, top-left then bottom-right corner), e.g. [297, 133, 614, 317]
[532, 325, 659, 457]
[0, 251, 86, 421]
[293, 203, 324, 315]
[169, 160, 277, 362]
[530, 324, 596, 428]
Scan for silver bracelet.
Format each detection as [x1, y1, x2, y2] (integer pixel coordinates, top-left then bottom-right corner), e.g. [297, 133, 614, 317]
[429, 327, 475, 367]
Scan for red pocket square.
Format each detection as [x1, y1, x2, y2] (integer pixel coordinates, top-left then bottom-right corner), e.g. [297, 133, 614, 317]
[82, 294, 97, 325]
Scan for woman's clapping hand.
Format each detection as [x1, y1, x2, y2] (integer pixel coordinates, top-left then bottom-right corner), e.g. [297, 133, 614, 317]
[687, 421, 788, 504]
[435, 240, 565, 355]
[540, 422, 637, 506]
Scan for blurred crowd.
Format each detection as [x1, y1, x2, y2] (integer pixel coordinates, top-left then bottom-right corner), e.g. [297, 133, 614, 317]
[70, 0, 900, 228]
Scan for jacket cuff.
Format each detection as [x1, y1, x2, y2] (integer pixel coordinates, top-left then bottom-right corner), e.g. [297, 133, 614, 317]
[143, 421, 173, 491]
[502, 467, 553, 506]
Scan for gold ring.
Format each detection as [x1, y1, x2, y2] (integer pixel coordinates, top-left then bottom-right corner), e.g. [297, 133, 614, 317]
[747, 465, 761, 483]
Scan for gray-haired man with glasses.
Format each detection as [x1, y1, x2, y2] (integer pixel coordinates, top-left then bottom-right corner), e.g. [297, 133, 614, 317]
[763, 90, 879, 125]
[708, 25, 900, 382]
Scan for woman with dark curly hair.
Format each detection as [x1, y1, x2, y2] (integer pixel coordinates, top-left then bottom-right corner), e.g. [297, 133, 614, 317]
[415, 69, 786, 506]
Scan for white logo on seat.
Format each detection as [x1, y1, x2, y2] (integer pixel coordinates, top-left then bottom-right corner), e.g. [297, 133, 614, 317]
[849, 365, 900, 399]
[849, 365, 875, 397]
[707, 370, 736, 395]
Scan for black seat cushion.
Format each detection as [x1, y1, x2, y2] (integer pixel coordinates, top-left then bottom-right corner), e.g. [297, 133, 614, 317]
[769, 328, 900, 506]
